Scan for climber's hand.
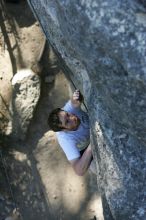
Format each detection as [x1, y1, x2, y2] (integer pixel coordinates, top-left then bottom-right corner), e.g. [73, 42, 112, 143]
[73, 90, 83, 101]
[71, 89, 83, 107]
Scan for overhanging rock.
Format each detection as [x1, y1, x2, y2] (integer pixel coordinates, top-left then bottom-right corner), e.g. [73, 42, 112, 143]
[27, 1, 146, 219]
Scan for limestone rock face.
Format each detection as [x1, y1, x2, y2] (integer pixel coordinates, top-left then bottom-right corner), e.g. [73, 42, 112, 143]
[8, 69, 40, 140]
[28, 1, 146, 219]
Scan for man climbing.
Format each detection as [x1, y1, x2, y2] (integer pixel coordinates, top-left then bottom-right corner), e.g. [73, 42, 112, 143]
[48, 90, 95, 176]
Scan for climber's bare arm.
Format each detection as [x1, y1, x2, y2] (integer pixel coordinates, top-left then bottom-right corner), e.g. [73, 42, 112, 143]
[70, 145, 92, 176]
[71, 90, 83, 108]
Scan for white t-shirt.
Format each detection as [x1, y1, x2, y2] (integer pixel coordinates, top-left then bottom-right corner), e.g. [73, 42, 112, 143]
[56, 100, 90, 161]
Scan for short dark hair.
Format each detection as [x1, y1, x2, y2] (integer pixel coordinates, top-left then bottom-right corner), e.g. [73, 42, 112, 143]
[48, 108, 64, 132]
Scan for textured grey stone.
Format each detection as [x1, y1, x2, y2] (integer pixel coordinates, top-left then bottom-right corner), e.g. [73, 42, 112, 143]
[9, 69, 40, 140]
[28, 0, 146, 219]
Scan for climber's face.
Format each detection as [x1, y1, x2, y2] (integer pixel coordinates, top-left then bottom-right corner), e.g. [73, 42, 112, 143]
[58, 111, 80, 131]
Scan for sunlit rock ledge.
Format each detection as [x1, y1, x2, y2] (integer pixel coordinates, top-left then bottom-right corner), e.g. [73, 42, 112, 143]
[28, 1, 146, 219]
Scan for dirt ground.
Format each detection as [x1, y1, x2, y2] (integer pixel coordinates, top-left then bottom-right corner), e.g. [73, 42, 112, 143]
[0, 1, 103, 220]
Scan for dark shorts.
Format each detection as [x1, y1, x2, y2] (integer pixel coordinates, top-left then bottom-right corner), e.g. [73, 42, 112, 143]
[80, 148, 86, 156]
[80, 148, 93, 160]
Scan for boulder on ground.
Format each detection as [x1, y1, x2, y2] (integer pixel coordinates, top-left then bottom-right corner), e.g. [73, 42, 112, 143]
[8, 69, 41, 140]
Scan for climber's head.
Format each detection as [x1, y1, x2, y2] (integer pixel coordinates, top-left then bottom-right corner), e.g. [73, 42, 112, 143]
[48, 108, 80, 132]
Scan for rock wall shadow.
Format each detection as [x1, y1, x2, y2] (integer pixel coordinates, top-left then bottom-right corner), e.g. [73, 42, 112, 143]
[0, 0, 23, 75]
[0, 0, 36, 76]
[0, 144, 55, 220]
[5, 0, 36, 28]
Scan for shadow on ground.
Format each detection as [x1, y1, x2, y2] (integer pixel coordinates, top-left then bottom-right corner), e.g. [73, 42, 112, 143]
[0, 72, 102, 220]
